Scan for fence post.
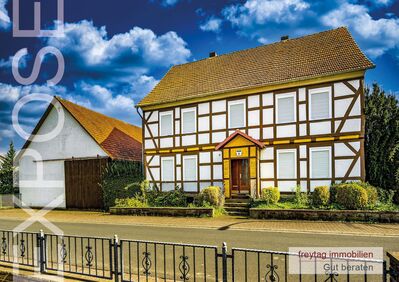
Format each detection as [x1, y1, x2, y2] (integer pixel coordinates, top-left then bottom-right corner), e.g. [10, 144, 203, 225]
[37, 229, 45, 273]
[387, 252, 399, 282]
[222, 242, 228, 282]
[113, 235, 119, 282]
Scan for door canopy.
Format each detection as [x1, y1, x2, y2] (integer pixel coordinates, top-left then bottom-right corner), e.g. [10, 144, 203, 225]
[215, 130, 265, 150]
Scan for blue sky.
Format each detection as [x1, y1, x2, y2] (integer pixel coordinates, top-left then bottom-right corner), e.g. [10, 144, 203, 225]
[0, 0, 398, 154]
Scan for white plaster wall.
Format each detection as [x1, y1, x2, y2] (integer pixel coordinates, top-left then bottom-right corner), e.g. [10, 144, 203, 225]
[160, 137, 173, 148]
[198, 103, 209, 115]
[198, 117, 209, 131]
[212, 114, 226, 130]
[309, 121, 331, 135]
[334, 82, 353, 97]
[276, 124, 296, 138]
[248, 110, 260, 126]
[19, 101, 107, 208]
[182, 135, 196, 146]
[198, 133, 210, 144]
[248, 95, 260, 108]
[213, 164, 223, 179]
[212, 100, 226, 113]
[260, 163, 274, 179]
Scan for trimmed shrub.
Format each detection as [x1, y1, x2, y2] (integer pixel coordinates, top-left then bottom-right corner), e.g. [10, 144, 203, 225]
[195, 186, 224, 207]
[356, 182, 378, 207]
[329, 183, 339, 204]
[335, 183, 368, 210]
[260, 187, 280, 205]
[114, 197, 148, 208]
[312, 186, 330, 207]
[150, 186, 188, 207]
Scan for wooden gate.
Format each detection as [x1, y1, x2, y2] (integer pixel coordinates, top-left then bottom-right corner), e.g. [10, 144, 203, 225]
[64, 158, 109, 209]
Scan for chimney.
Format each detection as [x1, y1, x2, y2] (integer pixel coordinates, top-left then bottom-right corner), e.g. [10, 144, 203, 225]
[280, 35, 289, 42]
[209, 51, 217, 58]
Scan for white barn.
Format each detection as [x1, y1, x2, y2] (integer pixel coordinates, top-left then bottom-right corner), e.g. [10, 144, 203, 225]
[17, 97, 142, 209]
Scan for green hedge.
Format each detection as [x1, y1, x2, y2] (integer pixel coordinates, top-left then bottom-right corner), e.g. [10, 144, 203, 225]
[260, 187, 280, 205]
[312, 186, 330, 207]
[195, 186, 224, 207]
[335, 183, 368, 210]
[100, 160, 143, 210]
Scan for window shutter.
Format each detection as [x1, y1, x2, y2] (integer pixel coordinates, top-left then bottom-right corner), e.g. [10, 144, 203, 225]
[162, 159, 174, 181]
[278, 151, 295, 179]
[278, 96, 294, 123]
[311, 92, 329, 120]
[311, 150, 330, 178]
[182, 110, 195, 133]
[161, 114, 172, 136]
[229, 103, 245, 128]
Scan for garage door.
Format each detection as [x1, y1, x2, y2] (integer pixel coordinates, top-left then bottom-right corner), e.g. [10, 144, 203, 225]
[64, 158, 108, 209]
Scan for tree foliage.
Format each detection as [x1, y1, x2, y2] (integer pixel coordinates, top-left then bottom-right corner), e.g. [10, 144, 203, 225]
[0, 142, 16, 194]
[365, 83, 399, 199]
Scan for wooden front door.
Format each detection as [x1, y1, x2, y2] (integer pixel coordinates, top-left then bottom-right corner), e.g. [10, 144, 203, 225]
[231, 159, 250, 194]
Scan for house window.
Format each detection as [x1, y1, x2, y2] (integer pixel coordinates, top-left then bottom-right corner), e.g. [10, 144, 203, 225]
[228, 100, 246, 128]
[161, 157, 174, 191]
[309, 87, 331, 120]
[182, 108, 196, 134]
[277, 149, 296, 179]
[276, 94, 295, 124]
[160, 111, 173, 136]
[310, 147, 331, 178]
[183, 155, 198, 192]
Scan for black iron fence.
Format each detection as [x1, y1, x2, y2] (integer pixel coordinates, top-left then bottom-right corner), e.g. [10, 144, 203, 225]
[0, 229, 393, 282]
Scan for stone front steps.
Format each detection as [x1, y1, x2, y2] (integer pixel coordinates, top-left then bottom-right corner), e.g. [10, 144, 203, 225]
[224, 195, 251, 216]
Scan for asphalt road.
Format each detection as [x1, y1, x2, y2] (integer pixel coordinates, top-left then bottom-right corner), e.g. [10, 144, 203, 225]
[0, 218, 397, 252]
[0, 219, 396, 281]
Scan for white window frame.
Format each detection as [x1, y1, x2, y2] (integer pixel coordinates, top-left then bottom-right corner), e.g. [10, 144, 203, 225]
[183, 155, 198, 181]
[310, 147, 332, 178]
[309, 87, 332, 121]
[276, 149, 297, 179]
[161, 156, 175, 181]
[181, 107, 197, 134]
[228, 99, 246, 129]
[275, 93, 296, 124]
[159, 111, 173, 137]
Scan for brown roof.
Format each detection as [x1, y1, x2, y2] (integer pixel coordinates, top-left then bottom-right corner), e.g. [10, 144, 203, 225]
[139, 27, 374, 107]
[21, 97, 142, 161]
[215, 130, 265, 150]
[100, 128, 142, 162]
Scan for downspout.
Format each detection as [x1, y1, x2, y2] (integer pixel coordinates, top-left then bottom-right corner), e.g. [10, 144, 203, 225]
[135, 105, 145, 177]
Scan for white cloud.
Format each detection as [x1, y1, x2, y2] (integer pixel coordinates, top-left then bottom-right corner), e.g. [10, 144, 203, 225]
[223, 0, 310, 27]
[369, 0, 393, 6]
[45, 20, 191, 87]
[0, 0, 10, 30]
[321, 3, 399, 58]
[46, 20, 191, 72]
[162, 0, 179, 6]
[200, 17, 223, 33]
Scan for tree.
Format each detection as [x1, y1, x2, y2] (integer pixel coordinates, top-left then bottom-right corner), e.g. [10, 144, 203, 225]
[0, 142, 16, 194]
[365, 83, 399, 200]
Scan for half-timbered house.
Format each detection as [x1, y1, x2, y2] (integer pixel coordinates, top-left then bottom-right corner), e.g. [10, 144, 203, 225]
[137, 27, 375, 198]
